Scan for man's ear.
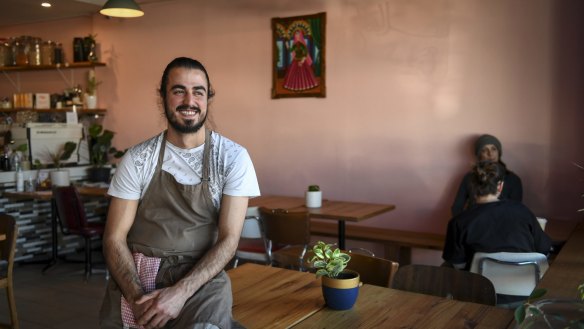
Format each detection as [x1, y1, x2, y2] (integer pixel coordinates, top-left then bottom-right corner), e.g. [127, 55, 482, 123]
[497, 181, 504, 193]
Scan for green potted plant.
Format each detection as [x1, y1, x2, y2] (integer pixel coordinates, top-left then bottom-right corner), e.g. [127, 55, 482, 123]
[310, 241, 360, 310]
[87, 123, 125, 183]
[306, 184, 322, 208]
[47, 141, 77, 187]
[85, 69, 101, 109]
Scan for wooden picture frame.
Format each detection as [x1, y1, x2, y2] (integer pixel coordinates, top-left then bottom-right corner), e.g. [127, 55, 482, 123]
[271, 12, 326, 98]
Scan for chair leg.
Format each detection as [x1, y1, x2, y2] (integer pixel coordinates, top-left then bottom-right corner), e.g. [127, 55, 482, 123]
[85, 237, 92, 280]
[7, 284, 19, 329]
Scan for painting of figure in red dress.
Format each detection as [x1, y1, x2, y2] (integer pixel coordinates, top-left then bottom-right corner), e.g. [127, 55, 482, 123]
[272, 12, 326, 98]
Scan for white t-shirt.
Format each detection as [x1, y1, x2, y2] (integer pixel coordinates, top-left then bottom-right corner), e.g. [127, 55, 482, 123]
[108, 131, 260, 209]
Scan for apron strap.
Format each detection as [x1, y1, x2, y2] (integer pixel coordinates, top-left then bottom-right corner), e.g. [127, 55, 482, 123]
[156, 130, 168, 172]
[201, 129, 212, 183]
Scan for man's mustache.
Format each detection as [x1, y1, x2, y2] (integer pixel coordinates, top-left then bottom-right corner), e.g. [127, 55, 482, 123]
[176, 104, 201, 112]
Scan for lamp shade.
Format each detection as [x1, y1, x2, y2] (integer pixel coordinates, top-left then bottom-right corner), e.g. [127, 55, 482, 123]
[100, 0, 144, 18]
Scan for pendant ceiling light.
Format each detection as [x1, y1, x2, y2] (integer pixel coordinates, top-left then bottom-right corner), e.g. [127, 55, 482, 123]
[100, 0, 144, 18]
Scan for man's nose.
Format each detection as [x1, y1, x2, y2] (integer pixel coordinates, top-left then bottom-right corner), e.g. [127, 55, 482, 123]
[184, 92, 196, 105]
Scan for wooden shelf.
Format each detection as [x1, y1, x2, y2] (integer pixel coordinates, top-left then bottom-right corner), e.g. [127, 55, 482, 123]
[0, 62, 106, 73]
[1, 108, 106, 115]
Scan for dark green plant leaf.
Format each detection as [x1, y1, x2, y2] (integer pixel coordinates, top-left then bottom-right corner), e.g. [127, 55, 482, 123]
[515, 304, 526, 324]
[529, 288, 547, 300]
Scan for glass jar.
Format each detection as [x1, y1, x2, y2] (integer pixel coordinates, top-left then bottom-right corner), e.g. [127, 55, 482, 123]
[14, 37, 28, 66]
[0, 39, 11, 66]
[28, 37, 42, 66]
[73, 37, 84, 62]
[41, 40, 55, 66]
[54, 42, 64, 64]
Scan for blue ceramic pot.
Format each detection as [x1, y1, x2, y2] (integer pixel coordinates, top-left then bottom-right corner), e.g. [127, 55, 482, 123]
[321, 270, 360, 310]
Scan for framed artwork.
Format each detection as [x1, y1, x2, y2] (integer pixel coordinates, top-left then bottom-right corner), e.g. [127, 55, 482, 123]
[271, 12, 326, 98]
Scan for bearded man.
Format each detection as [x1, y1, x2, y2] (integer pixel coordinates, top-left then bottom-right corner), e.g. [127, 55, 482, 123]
[100, 57, 260, 329]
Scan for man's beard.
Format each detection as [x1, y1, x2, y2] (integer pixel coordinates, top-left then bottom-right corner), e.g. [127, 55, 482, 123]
[165, 103, 207, 134]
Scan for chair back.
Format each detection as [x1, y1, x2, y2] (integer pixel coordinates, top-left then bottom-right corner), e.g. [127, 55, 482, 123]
[470, 252, 549, 297]
[0, 214, 17, 278]
[346, 253, 398, 287]
[0, 213, 18, 329]
[259, 207, 310, 246]
[241, 207, 262, 239]
[53, 185, 89, 235]
[392, 264, 497, 305]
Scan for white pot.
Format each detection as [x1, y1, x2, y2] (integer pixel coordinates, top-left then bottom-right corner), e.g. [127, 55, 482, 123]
[306, 191, 322, 208]
[85, 94, 97, 109]
[50, 170, 70, 187]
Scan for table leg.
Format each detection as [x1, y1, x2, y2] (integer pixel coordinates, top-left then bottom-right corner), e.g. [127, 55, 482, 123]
[338, 220, 346, 250]
[42, 198, 58, 273]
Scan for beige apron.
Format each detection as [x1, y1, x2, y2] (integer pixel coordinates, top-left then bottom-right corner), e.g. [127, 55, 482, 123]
[100, 130, 233, 329]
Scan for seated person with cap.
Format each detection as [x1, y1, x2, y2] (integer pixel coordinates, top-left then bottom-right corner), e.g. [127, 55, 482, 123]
[451, 134, 523, 216]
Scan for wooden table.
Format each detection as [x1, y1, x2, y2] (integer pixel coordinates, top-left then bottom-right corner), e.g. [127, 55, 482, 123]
[249, 195, 396, 249]
[535, 220, 584, 299]
[229, 263, 324, 328]
[3, 186, 108, 271]
[294, 284, 514, 329]
[229, 263, 515, 329]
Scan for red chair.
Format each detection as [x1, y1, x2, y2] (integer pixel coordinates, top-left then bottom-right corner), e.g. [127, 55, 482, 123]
[53, 185, 105, 279]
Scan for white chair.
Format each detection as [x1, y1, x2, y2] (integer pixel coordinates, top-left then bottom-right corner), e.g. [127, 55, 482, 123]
[233, 207, 269, 268]
[470, 252, 549, 297]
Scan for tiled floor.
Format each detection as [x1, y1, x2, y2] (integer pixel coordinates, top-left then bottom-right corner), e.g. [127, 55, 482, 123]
[0, 260, 107, 329]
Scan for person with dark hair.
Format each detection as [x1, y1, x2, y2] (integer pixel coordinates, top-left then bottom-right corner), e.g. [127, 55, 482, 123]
[100, 57, 260, 328]
[442, 161, 551, 271]
[451, 134, 523, 216]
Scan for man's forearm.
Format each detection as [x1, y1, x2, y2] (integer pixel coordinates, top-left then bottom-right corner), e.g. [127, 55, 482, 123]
[104, 238, 144, 302]
[174, 236, 238, 298]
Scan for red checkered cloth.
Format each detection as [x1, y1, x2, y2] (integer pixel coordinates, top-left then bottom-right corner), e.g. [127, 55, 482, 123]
[121, 253, 162, 329]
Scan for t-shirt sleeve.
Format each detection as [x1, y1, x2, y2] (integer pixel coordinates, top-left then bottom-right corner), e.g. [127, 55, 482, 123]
[107, 150, 142, 200]
[530, 217, 552, 255]
[222, 148, 260, 198]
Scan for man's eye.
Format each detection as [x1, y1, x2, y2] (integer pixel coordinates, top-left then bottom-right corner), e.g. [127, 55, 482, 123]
[173, 89, 185, 95]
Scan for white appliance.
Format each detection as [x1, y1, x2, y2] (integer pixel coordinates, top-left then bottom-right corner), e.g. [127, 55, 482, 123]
[11, 123, 89, 166]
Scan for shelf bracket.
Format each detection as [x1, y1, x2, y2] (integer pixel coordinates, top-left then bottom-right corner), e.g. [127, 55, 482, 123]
[55, 67, 75, 88]
[1, 71, 21, 92]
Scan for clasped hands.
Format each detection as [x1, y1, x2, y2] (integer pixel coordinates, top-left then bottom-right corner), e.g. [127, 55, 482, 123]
[131, 286, 188, 329]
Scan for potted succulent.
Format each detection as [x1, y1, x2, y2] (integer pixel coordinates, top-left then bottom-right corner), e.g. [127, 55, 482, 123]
[310, 241, 360, 310]
[84, 69, 101, 109]
[306, 184, 322, 208]
[47, 141, 77, 187]
[87, 123, 125, 183]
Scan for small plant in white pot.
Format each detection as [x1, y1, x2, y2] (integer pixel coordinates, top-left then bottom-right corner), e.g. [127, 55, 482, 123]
[48, 141, 77, 187]
[85, 69, 101, 109]
[310, 241, 360, 310]
[306, 184, 322, 208]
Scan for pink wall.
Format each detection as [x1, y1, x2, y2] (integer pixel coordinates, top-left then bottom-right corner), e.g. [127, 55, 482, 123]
[2, 0, 583, 238]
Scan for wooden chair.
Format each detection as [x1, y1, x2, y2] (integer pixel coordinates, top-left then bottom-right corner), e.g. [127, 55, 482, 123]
[259, 207, 311, 270]
[346, 252, 399, 287]
[53, 185, 106, 280]
[0, 213, 19, 329]
[391, 264, 497, 306]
